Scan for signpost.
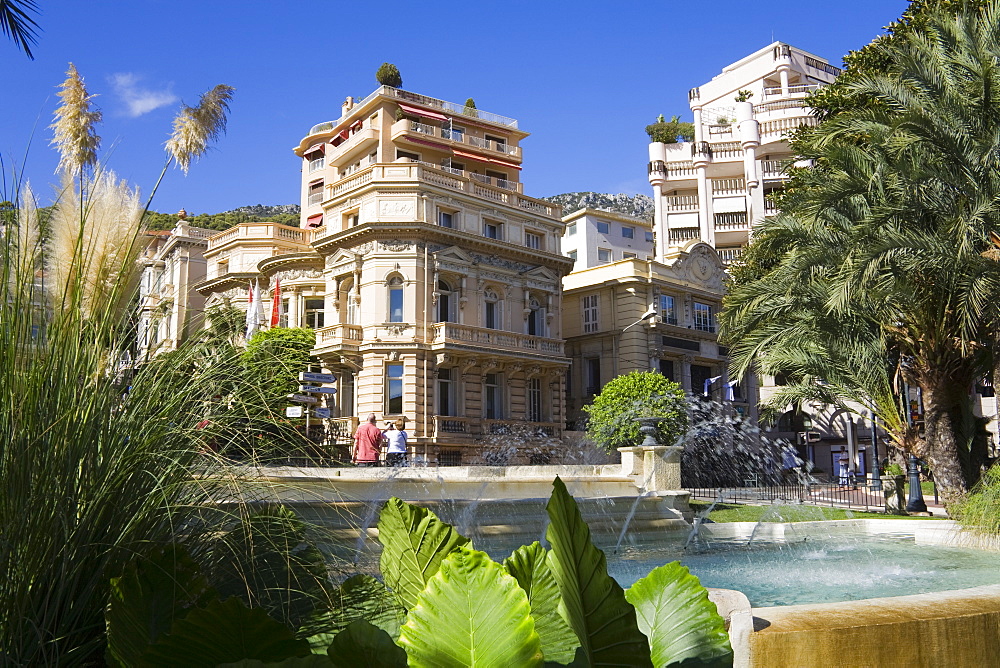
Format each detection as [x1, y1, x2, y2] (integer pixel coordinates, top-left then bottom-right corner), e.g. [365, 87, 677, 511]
[299, 385, 338, 395]
[312, 407, 331, 419]
[296, 371, 337, 447]
[299, 372, 337, 384]
[285, 406, 303, 418]
[287, 394, 320, 405]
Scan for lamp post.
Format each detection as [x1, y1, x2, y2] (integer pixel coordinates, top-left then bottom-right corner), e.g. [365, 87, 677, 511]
[870, 412, 882, 492]
[905, 454, 928, 513]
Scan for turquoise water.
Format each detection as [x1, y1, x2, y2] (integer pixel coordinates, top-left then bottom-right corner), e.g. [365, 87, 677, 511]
[604, 532, 1000, 607]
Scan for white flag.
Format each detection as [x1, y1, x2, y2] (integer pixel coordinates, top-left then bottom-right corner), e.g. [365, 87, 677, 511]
[246, 280, 264, 339]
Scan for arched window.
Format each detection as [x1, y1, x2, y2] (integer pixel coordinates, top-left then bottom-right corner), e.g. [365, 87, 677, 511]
[437, 279, 455, 323]
[526, 295, 544, 336]
[340, 278, 359, 325]
[387, 275, 404, 323]
[484, 288, 502, 330]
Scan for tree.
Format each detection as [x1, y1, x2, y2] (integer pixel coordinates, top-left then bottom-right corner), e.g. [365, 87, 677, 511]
[0, 0, 40, 59]
[375, 62, 402, 88]
[463, 97, 478, 118]
[645, 114, 695, 144]
[725, 0, 1000, 509]
[583, 371, 688, 453]
[242, 327, 316, 412]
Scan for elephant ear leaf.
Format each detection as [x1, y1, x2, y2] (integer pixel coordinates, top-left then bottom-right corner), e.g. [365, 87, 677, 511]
[545, 477, 652, 667]
[376, 497, 470, 610]
[327, 620, 406, 668]
[140, 597, 310, 666]
[504, 542, 580, 665]
[106, 545, 215, 667]
[397, 546, 543, 667]
[625, 562, 733, 668]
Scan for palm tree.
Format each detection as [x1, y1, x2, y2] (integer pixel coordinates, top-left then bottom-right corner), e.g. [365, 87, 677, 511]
[728, 0, 1000, 509]
[0, 0, 40, 59]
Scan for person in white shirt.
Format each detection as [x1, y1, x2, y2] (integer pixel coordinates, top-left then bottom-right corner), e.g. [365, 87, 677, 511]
[384, 420, 408, 467]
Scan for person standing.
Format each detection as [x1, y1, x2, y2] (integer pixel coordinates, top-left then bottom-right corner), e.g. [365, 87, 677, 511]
[352, 413, 382, 466]
[836, 447, 850, 487]
[384, 420, 408, 467]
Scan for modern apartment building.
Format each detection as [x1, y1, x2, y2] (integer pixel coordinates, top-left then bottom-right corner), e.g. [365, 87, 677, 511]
[646, 42, 840, 265]
[560, 208, 654, 270]
[137, 215, 214, 358]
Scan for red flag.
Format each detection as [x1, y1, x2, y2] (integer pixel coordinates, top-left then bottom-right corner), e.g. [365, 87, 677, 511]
[270, 278, 282, 327]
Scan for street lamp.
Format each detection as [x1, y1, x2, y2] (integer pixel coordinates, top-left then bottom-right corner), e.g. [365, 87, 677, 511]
[622, 305, 658, 333]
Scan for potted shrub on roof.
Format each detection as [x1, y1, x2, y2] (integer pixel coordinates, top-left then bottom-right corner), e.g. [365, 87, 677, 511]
[376, 62, 402, 88]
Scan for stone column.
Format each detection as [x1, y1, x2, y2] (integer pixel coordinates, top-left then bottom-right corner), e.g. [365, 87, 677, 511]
[642, 445, 684, 491]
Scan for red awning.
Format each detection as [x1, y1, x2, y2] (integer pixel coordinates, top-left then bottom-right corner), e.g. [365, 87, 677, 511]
[453, 149, 492, 164]
[308, 177, 323, 185]
[339, 129, 350, 140]
[490, 156, 522, 171]
[405, 136, 452, 151]
[306, 214, 323, 227]
[304, 142, 325, 156]
[350, 120, 363, 131]
[398, 103, 448, 122]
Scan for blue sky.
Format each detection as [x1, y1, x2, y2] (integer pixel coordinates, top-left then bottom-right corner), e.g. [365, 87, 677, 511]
[2, 0, 907, 215]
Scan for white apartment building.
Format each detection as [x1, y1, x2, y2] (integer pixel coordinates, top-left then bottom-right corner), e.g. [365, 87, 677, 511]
[137, 215, 215, 358]
[647, 42, 840, 264]
[560, 208, 653, 270]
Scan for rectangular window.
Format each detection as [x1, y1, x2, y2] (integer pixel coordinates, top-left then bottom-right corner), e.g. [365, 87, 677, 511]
[567, 250, 578, 264]
[443, 125, 465, 141]
[691, 364, 714, 397]
[596, 221, 610, 234]
[693, 302, 715, 332]
[279, 298, 289, 328]
[582, 294, 599, 333]
[484, 221, 502, 240]
[396, 149, 420, 161]
[389, 278, 404, 322]
[645, 231, 655, 243]
[622, 225, 635, 239]
[485, 300, 500, 329]
[484, 373, 502, 419]
[623, 252, 637, 259]
[438, 368, 455, 416]
[525, 231, 542, 250]
[567, 223, 577, 236]
[307, 181, 324, 205]
[304, 298, 324, 329]
[527, 377, 542, 423]
[586, 358, 601, 396]
[386, 363, 404, 414]
[597, 248, 612, 263]
[439, 210, 454, 228]
[660, 295, 677, 325]
[659, 359, 676, 381]
[485, 134, 507, 152]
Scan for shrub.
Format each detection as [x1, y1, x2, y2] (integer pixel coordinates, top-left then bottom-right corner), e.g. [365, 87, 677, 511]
[376, 63, 402, 88]
[583, 371, 689, 453]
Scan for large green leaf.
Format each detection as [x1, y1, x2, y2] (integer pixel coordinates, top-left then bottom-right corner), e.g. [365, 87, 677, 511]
[625, 563, 732, 668]
[327, 620, 407, 667]
[545, 477, 652, 667]
[106, 545, 216, 667]
[397, 546, 543, 667]
[304, 575, 405, 653]
[376, 497, 471, 610]
[140, 597, 310, 666]
[504, 542, 580, 665]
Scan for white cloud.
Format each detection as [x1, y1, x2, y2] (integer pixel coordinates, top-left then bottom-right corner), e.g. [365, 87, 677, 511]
[109, 73, 178, 118]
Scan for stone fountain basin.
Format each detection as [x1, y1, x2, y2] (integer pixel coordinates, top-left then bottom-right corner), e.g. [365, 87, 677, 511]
[702, 520, 1000, 668]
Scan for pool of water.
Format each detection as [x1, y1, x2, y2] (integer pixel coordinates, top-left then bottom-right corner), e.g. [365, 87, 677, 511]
[603, 531, 1000, 607]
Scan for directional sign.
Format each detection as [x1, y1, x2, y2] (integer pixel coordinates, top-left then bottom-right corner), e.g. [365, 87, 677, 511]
[287, 393, 320, 404]
[299, 372, 337, 384]
[312, 407, 331, 419]
[299, 385, 338, 395]
[285, 406, 303, 418]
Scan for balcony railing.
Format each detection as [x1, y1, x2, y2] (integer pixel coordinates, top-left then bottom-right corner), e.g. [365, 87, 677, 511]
[753, 99, 808, 115]
[664, 195, 698, 211]
[763, 84, 819, 98]
[668, 228, 700, 244]
[307, 192, 323, 205]
[714, 211, 748, 231]
[431, 322, 564, 356]
[309, 158, 325, 173]
[759, 116, 819, 137]
[322, 163, 559, 218]
[315, 323, 363, 346]
[392, 119, 521, 158]
[207, 222, 313, 252]
[760, 160, 789, 178]
[327, 417, 359, 441]
[666, 162, 697, 178]
[708, 142, 743, 160]
[717, 247, 745, 265]
[432, 416, 560, 439]
[711, 177, 746, 195]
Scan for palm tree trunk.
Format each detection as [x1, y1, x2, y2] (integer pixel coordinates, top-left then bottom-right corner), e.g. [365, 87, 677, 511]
[917, 372, 971, 510]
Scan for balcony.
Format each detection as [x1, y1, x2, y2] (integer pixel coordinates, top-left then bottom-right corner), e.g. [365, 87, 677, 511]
[761, 160, 789, 179]
[207, 222, 315, 253]
[664, 195, 698, 211]
[308, 157, 325, 173]
[668, 228, 700, 245]
[314, 323, 363, 347]
[432, 416, 560, 439]
[391, 119, 522, 160]
[759, 115, 819, 138]
[431, 322, 564, 357]
[320, 163, 560, 219]
[762, 84, 819, 98]
[717, 247, 745, 265]
[714, 211, 748, 231]
[711, 177, 746, 196]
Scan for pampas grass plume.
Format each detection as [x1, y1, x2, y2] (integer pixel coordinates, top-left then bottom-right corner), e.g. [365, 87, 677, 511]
[166, 84, 235, 174]
[50, 63, 102, 175]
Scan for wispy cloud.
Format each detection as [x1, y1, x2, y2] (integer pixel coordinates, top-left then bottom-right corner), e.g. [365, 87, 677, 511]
[109, 73, 178, 117]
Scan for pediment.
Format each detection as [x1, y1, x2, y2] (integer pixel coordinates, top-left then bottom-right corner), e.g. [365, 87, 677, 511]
[433, 246, 475, 264]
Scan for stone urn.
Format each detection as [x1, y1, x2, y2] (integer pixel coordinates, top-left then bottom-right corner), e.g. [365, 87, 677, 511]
[880, 475, 907, 515]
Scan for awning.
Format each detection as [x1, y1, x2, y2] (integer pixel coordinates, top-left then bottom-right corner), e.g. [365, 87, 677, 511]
[306, 214, 323, 227]
[489, 156, 522, 171]
[304, 142, 325, 156]
[339, 129, 350, 140]
[453, 149, 490, 164]
[398, 103, 448, 122]
[308, 177, 323, 185]
[405, 136, 452, 151]
[350, 120, 363, 131]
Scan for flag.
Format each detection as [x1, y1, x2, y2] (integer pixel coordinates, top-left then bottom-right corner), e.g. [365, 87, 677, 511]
[270, 278, 282, 328]
[246, 280, 264, 339]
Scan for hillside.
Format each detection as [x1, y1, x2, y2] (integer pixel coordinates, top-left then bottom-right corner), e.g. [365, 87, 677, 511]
[145, 204, 300, 232]
[542, 192, 654, 221]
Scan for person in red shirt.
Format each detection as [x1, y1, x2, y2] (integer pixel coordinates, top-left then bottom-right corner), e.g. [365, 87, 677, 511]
[352, 413, 382, 466]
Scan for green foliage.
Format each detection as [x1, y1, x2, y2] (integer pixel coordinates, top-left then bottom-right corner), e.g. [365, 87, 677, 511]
[376, 62, 402, 88]
[955, 464, 1000, 535]
[545, 477, 653, 666]
[884, 463, 904, 477]
[243, 327, 316, 411]
[397, 546, 544, 667]
[463, 97, 478, 118]
[376, 497, 472, 610]
[327, 620, 406, 668]
[734, 89, 753, 102]
[143, 209, 300, 232]
[0, 0, 41, 59]
[646, 114, 695, 143]
[503, 542, 580, 664]
[304, 574, 406, 652]
[625, 562, 732, 667]
[139, 597, 311, 666]
[583, 371, 688, 453]
[106, 546, 215, 667]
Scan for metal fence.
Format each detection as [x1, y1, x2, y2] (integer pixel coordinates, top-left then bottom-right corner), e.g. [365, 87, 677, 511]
[686, 481, 886, 512]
